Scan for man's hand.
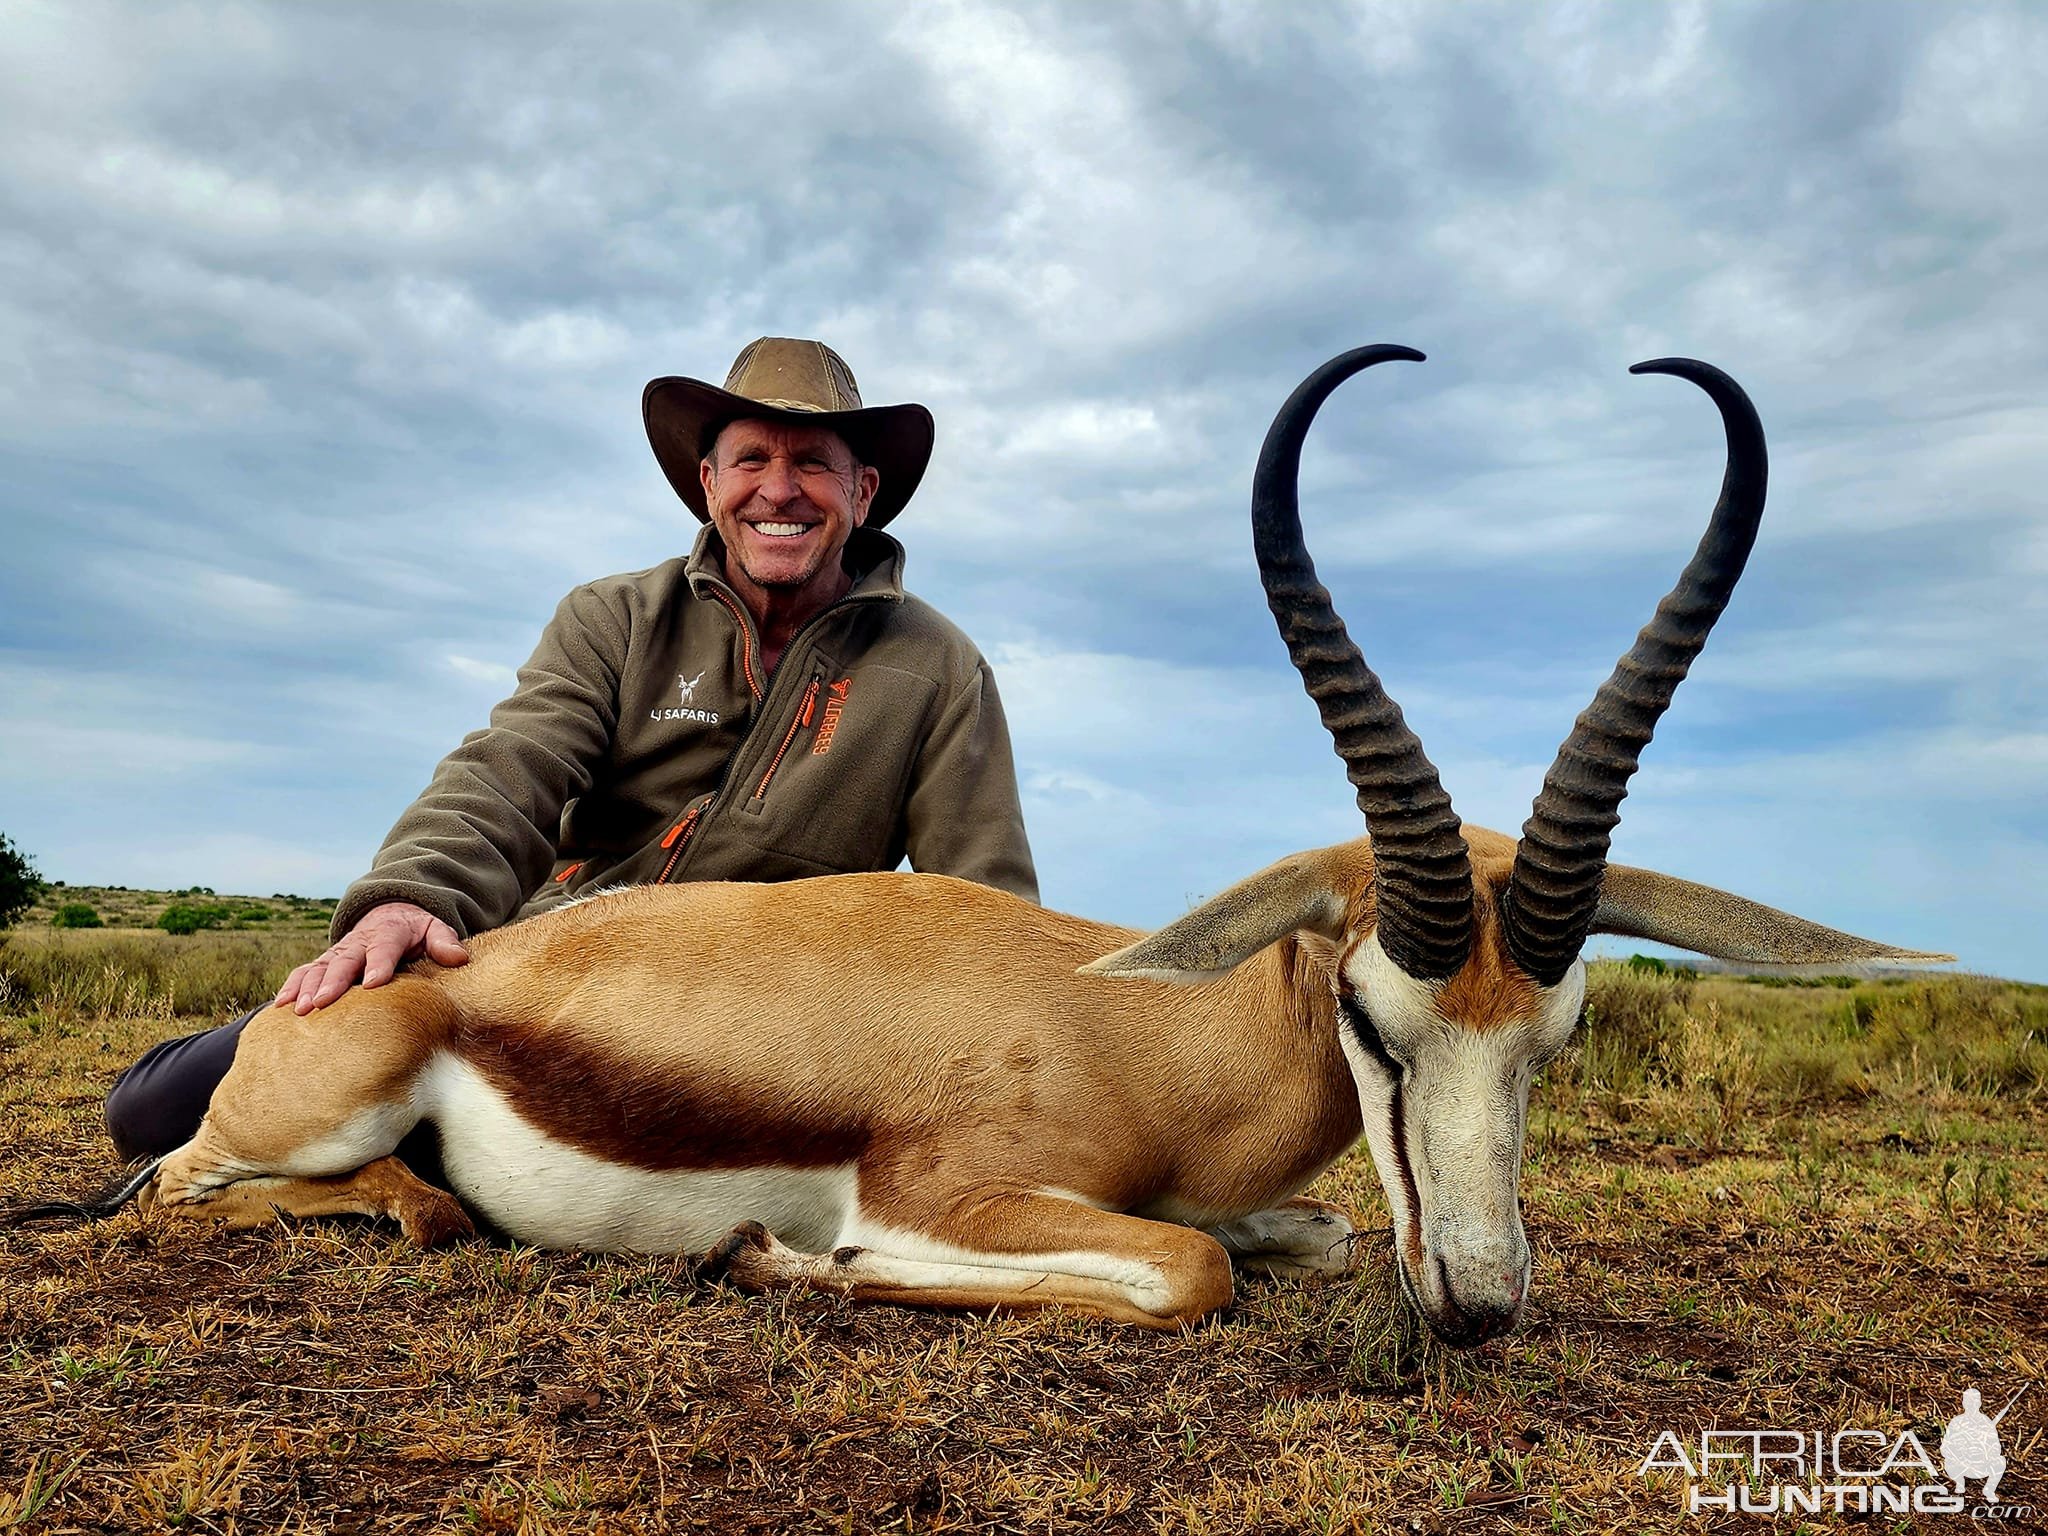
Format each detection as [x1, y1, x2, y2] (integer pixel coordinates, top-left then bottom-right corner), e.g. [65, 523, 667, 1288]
[274, 901, 470, 1015]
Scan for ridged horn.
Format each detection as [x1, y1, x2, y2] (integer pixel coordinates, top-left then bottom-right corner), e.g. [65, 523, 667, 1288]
[1502, 358, 1769, 986]
[1253, 345, 1473, 981]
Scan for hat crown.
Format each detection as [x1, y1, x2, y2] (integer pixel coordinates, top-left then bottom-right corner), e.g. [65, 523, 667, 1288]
[723, 337, 863, 414]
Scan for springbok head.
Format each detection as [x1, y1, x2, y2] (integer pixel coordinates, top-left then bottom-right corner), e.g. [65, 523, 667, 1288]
[1091, 346, 1949, 1346]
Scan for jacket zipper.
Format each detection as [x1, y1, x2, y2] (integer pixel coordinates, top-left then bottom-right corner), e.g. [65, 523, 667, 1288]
[659, 581, 883, 885]
[749, 674, 821, 806]
[708, 588, 763, 702]
[655, 801, 709, 883]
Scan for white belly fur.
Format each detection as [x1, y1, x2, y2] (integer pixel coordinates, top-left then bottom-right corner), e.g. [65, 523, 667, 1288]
[415, 1054, 857, 1253]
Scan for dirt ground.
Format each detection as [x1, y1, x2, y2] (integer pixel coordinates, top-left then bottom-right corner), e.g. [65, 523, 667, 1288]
[2, 963, 2044, 1533]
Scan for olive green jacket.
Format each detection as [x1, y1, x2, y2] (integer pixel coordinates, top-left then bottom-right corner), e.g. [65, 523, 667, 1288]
[331, 526, 1037, 942]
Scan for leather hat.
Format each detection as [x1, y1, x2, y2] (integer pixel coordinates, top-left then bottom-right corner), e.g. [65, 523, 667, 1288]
[643, 337, 936, 529]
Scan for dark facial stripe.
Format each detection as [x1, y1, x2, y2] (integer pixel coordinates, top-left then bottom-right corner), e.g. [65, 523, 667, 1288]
[1342, 988, 1425, 1274]
[1338, 993, 1400, 1077]
[1389, 1073, 1425, 1275]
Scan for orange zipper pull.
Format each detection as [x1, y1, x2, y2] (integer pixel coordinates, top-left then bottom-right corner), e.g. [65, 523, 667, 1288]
[554, 861, 583, 883]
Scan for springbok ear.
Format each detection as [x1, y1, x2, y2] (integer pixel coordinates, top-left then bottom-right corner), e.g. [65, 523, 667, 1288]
[1593, 865, 1955, 967]
[1081, 850, 1349, 984]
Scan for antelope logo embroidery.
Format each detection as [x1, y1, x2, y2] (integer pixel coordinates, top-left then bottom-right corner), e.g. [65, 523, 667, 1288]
[651, 670, 719, 726]
[812, 678, 853, 755]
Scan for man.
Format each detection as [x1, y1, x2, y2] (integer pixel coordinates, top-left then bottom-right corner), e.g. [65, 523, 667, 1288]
[106, 337, 1037, 1162]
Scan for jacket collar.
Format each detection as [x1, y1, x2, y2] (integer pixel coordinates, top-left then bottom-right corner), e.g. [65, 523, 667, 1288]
[684, 524, 907, 605]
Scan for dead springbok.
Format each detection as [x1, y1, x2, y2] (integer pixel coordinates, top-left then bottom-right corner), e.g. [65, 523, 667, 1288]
[15, 346, 1948, 1346]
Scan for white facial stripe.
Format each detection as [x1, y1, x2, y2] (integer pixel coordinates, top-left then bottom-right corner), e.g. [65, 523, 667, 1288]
[1337, 935, 1590, 1332]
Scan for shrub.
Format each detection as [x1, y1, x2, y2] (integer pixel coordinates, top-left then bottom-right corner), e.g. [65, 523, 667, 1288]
[0, 833, 41, 930]
[51, 903, 103, 929]
[160, 903, 235, 936]
[1577, 962, 1695, 1092]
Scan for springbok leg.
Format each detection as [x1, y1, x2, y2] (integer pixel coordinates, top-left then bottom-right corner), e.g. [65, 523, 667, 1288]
[140, 1155, 473, 1245]
[141, 986, 451, 1237]
[709, 1190, 1235, 1329]
[1208, 1196, 1359, 1279]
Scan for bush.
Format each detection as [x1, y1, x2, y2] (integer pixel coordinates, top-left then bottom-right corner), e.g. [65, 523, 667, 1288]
[1577, 962, 1696, 1092]
[51, 903, 103, 929]
[159, 903, 235, 936]
[0, 833, 41, 930]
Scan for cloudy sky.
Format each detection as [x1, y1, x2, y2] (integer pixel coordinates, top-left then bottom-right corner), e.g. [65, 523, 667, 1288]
[2, 1, 2043, 981]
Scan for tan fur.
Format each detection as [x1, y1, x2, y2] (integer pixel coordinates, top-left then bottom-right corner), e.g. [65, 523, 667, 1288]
[1437, 830, 1542, 1029]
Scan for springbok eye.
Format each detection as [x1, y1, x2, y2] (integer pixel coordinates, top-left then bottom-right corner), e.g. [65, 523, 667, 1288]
[1338, 994, 1404, 1077]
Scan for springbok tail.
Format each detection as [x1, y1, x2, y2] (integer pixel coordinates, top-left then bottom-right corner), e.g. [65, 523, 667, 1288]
[0, 1156, 164, 1228]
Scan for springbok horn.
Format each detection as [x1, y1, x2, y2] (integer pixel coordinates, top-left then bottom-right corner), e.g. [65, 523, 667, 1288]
[1252, 345, 1474, 981]
[1502, 359, 1769, 986]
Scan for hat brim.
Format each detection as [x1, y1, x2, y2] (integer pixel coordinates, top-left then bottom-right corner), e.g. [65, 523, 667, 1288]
[643, 376, 935, 530]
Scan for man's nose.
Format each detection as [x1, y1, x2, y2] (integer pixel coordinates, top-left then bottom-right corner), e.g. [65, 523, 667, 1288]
[757, 458, 801, 504]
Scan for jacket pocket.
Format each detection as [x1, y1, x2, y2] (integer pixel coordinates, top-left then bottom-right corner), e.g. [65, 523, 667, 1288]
[742, 668, 823, 814]
[732, 664, 936, 872]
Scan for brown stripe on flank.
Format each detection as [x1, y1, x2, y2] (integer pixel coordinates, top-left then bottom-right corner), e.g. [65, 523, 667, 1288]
[454, 1024, 868, 1172]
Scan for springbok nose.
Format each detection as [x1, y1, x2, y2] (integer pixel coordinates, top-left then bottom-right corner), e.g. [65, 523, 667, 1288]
[1431, 1254, 1526, 1347]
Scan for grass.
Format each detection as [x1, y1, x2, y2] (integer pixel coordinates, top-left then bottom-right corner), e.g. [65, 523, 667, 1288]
[1, 902, 2043, 1532]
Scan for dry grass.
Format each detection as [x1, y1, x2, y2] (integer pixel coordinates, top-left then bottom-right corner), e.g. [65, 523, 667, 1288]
[1, 911, 2044, 1533]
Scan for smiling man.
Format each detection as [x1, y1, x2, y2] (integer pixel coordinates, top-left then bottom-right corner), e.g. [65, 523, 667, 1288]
[104, 338, 1037, 1162]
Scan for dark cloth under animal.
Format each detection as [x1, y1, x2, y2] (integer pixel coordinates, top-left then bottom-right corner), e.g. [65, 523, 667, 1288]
[104, 1010, 445, 1185]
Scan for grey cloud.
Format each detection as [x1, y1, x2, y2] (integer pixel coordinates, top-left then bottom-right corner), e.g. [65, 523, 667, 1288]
[1, 0, 2042, 978]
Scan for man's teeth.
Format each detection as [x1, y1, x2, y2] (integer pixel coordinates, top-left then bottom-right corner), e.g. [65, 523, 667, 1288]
[751, 522, 812, 538]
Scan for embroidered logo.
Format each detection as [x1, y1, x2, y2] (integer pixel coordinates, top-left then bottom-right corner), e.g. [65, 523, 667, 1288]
[812, 677, 853, 755]
[651, 669, 720, 726]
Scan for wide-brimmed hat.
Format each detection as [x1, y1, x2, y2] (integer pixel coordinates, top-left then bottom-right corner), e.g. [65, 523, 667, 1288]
[643, 337, 935, 529]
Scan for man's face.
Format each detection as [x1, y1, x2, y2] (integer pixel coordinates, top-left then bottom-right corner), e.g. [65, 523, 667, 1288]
[700, 419, 879, 600]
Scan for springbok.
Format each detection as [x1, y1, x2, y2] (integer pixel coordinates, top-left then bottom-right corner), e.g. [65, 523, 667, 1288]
[18, 346, 1948, 1346]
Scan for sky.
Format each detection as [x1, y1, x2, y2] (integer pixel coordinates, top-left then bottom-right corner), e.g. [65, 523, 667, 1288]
[1, 1, 2043, 981]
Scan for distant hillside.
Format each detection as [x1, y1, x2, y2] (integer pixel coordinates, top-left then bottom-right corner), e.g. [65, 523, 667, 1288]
[21, 883, 337, 935]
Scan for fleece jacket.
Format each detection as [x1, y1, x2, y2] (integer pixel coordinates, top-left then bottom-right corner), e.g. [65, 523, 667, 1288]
[331, 525, 1037, 942]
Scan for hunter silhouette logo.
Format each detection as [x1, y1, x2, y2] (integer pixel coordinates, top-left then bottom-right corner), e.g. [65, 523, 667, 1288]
[812, 677, 853, 755]
[650, 669, 719, 727]
[1944, 1387, 2021, 1503]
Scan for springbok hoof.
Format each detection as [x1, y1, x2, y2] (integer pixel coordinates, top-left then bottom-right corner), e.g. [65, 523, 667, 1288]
[398, 1190, 476, 1248]
[704, 1220, 774, 1279]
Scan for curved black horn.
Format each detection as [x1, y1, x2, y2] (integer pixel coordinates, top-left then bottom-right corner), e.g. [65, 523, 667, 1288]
[1502, 358, 1769, 986]
[1253, 345, 1473, 981]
